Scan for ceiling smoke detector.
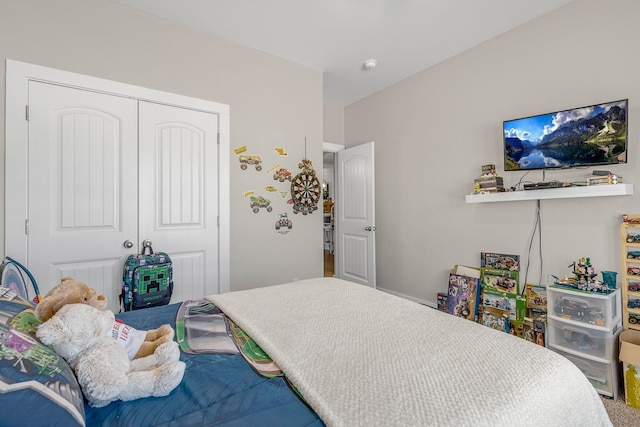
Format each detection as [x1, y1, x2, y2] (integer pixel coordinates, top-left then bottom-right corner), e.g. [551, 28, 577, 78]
[362, 59, 377, 71]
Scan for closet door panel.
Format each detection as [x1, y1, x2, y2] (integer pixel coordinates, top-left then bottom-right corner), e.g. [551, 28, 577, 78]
[27, 81, 138, 307]
[138, 101, 220, 301]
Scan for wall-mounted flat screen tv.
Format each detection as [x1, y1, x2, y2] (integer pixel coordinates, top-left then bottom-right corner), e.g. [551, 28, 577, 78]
[503, 99, 627, 171]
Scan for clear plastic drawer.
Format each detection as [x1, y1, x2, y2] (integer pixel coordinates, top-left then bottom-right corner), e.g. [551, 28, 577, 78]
[547, 286, 620, 329]
[551, 347, 617, 398]
[548, 317, 620, 360]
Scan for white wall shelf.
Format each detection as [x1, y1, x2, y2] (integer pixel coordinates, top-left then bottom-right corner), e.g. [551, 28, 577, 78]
[465, 183, 634, 204]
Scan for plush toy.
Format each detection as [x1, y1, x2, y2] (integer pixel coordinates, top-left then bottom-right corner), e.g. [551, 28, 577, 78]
[35, 277, 107, 320]
[36, 303, 186, 408]
[35, 277, 175, 360]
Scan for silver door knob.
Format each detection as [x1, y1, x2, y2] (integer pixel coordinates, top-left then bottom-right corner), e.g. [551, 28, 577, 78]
[365, 226, 377, 231]
[142, 239, 153, 248]
[123, 240, 134, 249]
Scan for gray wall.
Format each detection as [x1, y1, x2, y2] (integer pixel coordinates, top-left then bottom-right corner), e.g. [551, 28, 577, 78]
[323, 102, 345, 145]
[345, 0, 640, 304]
[0, 0, 324, 291]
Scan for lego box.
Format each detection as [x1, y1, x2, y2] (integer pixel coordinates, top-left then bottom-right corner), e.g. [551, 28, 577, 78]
[481, 268, 519, 294]
[482, 306, 510, 333]
[482, 286, 526, 321]
[444, 265, 481, 322]
[620, 330, 640, 409]
[474, 176, 504, 189]
[436, 292, 448, 311]
[525, 283, 547, 310]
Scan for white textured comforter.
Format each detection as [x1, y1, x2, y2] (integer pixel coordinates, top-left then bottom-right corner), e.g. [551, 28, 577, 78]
[207, 277, 612, 427]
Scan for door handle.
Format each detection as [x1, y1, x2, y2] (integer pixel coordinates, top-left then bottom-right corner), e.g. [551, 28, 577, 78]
[123, 240, 134, 249]
[365, 226, 377, 232]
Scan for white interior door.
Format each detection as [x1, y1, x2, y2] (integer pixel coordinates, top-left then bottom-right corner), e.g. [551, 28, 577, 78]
[138, 101, 220, 302]
[336, 142, 376, 288]
[27, 81, 139, 306]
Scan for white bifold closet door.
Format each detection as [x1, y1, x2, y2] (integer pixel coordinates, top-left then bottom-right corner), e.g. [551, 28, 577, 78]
[27, 81, 219, 311]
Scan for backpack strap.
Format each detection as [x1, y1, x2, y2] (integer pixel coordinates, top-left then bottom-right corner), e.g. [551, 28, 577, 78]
[141, 239, 154, 255]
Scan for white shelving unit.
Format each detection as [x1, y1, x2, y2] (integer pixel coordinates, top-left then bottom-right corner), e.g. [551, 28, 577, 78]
[621, 221, 640, 331]
[465, 183, 633, 204]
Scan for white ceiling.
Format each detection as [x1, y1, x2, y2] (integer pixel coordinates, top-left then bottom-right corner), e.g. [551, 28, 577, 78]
[111, 0, 574, 107]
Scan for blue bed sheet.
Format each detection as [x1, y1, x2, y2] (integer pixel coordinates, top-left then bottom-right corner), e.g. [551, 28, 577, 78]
[84, 304, 323, 427]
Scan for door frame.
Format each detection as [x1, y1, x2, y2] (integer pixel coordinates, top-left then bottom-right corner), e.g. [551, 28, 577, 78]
[322, 142, 343, 272]
[5, 59, 231, 293]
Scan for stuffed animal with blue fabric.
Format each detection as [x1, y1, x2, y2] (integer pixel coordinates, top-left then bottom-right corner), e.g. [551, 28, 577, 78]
[35, 277, 175, 360]
[36, 303, 185, 407]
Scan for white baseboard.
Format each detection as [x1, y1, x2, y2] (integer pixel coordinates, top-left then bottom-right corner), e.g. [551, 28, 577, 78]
[377, 286, 437, 309]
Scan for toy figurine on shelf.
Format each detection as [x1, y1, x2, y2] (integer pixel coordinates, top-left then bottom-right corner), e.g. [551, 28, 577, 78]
[472, 164, 505, 194]
[551, 258, 616, 294]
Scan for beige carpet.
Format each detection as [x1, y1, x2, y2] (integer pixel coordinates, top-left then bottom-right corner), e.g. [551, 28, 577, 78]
[601, 388, 640, 427]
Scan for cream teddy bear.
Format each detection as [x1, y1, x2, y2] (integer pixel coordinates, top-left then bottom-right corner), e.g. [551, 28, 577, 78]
[35, 277, 174, 360]
[36, 303, 185, 408]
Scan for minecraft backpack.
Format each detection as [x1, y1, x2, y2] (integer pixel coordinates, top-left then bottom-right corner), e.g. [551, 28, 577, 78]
[121, 242, 173, 311]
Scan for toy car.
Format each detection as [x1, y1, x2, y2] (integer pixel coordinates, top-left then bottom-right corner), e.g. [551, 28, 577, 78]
[275, 213, 292, 230]
[555, 297, 588, 320]
[249, 195, 272, 213]
[629, 313, 640, 324]
[239, 155, 262, 171]
[627, 234, 640, 243]
[628, 267, 640, 276]
[555, 296, 605, 325]
[628, 251, 640, 259]
[629, 283, 640, 292]
[628, 299, 640, 309]
[623, 215, 640, 224]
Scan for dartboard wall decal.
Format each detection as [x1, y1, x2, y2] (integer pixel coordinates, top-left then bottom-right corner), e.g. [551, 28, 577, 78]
[291, 159, 320, 215]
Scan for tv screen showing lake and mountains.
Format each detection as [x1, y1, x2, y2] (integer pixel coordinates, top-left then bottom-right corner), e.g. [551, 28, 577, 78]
[503, 99, 627, 171]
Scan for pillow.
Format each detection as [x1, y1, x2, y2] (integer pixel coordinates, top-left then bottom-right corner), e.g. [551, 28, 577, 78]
[0, 287, 86, 426]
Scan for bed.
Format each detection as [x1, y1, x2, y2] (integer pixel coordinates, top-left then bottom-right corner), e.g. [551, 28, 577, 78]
[0, 277, 613, 426]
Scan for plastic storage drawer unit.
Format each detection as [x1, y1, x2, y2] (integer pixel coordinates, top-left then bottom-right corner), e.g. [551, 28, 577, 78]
[552, 346, 619, 399]
[548, 317, 621, 360]
[547, 286, 621, 329]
